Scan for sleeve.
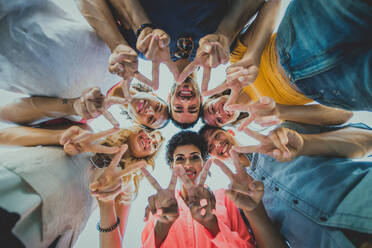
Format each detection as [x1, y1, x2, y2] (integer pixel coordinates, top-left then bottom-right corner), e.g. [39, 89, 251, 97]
[202, 189, 256, 248]
[281, 121, 372, 135]
[141, 213, 157, 248]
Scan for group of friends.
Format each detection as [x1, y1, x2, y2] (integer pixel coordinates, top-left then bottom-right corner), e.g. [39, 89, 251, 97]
[0, 0, 371, 247]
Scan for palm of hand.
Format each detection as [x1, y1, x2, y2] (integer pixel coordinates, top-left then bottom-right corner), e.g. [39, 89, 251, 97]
[150, 189, 179, 224]
[109, 44, 138, 78]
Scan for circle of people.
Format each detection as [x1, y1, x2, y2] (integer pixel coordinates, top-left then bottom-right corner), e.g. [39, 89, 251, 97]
[0, 0, 371, 247]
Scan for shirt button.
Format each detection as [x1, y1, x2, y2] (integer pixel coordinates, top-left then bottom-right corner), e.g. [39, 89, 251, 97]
[274, 187, 279, 191]
[293, 199, 298, 204]
[319, 216, 328, 222]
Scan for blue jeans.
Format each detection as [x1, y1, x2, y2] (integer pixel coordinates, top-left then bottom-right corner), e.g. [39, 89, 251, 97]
[276, 0, 372, 111]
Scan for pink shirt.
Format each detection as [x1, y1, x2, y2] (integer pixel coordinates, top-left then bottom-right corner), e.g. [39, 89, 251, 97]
[141, 189, 256, 248]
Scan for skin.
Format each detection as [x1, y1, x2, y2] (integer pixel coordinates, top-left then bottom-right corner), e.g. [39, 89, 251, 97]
[127, 130, 162, 158]
[203, 95, 240, 127]
[171, 145, 203, 182]
[204, 129, 238, 160]
[168, 80, 201, 124]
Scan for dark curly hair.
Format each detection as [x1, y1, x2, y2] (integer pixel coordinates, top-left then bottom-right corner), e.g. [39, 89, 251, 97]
[198, 125, 225, 146]
[166, 131, 209, 166]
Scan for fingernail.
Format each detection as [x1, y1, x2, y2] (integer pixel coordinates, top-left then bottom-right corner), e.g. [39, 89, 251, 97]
[212, 209, 216, 215]
[239, 76, 245, 82]
[243, 69, 249, 74]
[156, 209, 163, 215]
[200, 199, 208, 207]
[200, 208, 206, 216]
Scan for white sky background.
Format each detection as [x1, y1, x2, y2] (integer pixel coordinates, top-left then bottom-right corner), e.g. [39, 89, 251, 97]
[0, 0, 371, 247]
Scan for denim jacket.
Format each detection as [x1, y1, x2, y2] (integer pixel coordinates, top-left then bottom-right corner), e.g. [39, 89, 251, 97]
[247, 122, 372, 248]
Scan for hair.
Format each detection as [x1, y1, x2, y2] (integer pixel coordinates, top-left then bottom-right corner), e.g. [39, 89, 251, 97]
[198, 125, 225, 146]
[92, 125, 164, 199]
[166, 131, 209, 166]
[201, 88, 249, 126]
[168, 75, 202, 129]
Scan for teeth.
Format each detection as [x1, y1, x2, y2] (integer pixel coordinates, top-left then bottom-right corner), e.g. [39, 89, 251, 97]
[223, 143, 228, 154]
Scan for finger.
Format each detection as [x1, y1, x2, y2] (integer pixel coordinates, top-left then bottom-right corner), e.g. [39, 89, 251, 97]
[209, 45, 219, 68]
[167, 169, 178, 191]
[119, 160, 147, 178]
[226, 65, 244, 74]
[121, 78, 133, 101]
[88, 128, 120, 142]
[158, 34, 170, 48]
[70, 131, 91, 144]
[224, 104, 249, 112]
[134, 72, 154, 88]
[114, 53, 138, 64]
[85, 101, 102, 119]
[92, 184, 122, 200]
[230, 150, 245, 174]
[198, 159, 212, 186]
[60, 126, 82, 145]
[201, 66, 211, 95]
[108, 144, 128, 169]
[177, 61, 198, 83]
[146, 34, 159, 59]
[137, 33, 153, 53]
[214, 42, 229, 64]
[148, 195, 157, 215]
[243, 127, 267, 142]
[232, 145, 260, 154]
[141, 167, 162, 191]
[255, 115, 281, 126]
[214, 159, 234, 181]
[63, 143, 80, 156]
[175, 166, 194, 189]
[165, 60, 180, 81]
[203, 81, 229, 97]
[224, 88, 239, 107]
[105, 96, 128, 106]
[269, 131, 290, 154]
[227, 68, 248, 82]
[238, 115, 255, 132]
[103, 111, 120, 128]
[151, 61, 160, 90]
[90, 144, 121, 154]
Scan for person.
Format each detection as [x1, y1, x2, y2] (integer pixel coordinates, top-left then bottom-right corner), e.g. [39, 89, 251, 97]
[214, 122, 372, 247]
[206, 0, 372, 126]
[0, 82, 169, 130]
[140, 131, 287, 248]
[79, 0, 277, 127]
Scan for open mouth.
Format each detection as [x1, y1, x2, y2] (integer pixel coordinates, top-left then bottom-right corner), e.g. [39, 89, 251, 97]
[218, 141, 231, 157]
[177, 84, 194, 98]
[185, 168, 197, 179]
[136, 99, 147, 113]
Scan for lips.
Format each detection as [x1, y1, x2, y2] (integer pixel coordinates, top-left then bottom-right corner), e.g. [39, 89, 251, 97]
[177, 84, 194, 97]
[218, 141, 231, 158]
[136, 99, 146, 113]
[185, 168, 197, 179]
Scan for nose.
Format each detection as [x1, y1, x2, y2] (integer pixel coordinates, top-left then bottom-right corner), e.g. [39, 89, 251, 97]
[180, 97, 189, 103]
[146, 105, 154, 115]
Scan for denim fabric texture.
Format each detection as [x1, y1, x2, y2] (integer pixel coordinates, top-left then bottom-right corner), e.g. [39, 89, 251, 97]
[276, 0, 372, 110]
[247, 122, 372, 247]
[118, 0, 229, 61]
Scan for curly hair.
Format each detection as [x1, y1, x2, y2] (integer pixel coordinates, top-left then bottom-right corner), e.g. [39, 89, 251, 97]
[198, 125, 225, 146]
[201, 88, 249, 126]
[166, 131, 209, 166]
[92, 125, 164, 199]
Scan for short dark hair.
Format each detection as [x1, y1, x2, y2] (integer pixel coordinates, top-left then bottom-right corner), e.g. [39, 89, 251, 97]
[198, 125, 225, 145]
[166, 131, 209, 165]
[170, 111, 200, 129]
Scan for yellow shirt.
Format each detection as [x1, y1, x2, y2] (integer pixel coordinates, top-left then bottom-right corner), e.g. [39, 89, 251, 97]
[230, 34, 312, 105]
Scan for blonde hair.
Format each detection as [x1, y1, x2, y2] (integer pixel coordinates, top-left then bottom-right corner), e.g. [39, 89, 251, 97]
[92, 125, 164, 199]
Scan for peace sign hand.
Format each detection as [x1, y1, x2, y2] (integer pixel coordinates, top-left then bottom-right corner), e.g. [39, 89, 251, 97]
[226, 96, 281, 131]
[137, 28, 179, 90]
[59, 126, 120, 156]
[90, 144, 147, 193]
[73, 87, 127, 127]
[177, 34, 229, 95]
[214, 151, 264, 211]
[141, 167, 179, 224]
[176, 160, 216, 224]
[109, 44, 153, 99]
[233, 127, 304, 162]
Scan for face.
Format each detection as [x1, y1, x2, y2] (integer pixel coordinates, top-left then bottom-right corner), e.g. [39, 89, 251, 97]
[205, 129, 237, 160]
[128, 92, 169, 129]
[128, 130, 162, 158]
[169, 80, 201, 124]
[203, 95, 240, 127]
[172, 144, 203, 183]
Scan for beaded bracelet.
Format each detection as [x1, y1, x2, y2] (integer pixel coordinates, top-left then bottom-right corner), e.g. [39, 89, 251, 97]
[136, 23, 156, 38]
[97, 217, 120, 233]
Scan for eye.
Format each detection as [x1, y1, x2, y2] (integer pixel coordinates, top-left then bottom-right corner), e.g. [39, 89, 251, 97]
[211, 105, 215, 113]
[216, 118, 223, 125]
[154, 103, 160, 112]
[175, 156, 185, 162]
[215, 132, 221, 140]
[148, 115, 154, 124]
[190, 154, 201, 161]
[152, 141, 158, 150]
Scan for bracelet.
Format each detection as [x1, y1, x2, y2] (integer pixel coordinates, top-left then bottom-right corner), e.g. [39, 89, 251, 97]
[136, 23, 155, 38]
[96, 217, 120, 233]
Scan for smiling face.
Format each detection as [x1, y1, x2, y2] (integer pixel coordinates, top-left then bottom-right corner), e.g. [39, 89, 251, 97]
[172, 144, 203, 183]
[204, 129, 237, 160]
[128, 130, 162, 158]
[203, 95, 240, 127]
[128, 92, 169, 129]
[169, 79, 201, 124]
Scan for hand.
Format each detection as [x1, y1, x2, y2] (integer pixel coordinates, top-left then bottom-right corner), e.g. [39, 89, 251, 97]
[233, 127, 304, 162]
[177, 34, 229, 94]
[226, 96, 281, 131]
[203, 58, 259, 107]
[90, 144, 148, 193]
[141, 167, 179, 224]
[176, 160, 216, 224]
[214, 151, 264, 211]
[137, 28, 179, 89]
[109, 44, 153, 99]
[73, 87, 127, 127]
[91, 177, 123, 203]
[59, 126, 120, 156]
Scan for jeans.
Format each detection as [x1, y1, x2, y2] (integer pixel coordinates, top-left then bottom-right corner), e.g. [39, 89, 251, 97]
[276, 0, 372, 111]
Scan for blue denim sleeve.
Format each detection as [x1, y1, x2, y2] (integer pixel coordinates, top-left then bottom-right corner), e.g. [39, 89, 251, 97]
[280, 122, 372, 135]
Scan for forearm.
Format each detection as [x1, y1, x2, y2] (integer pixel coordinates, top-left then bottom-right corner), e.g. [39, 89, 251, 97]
[0, 127, 64, 146]
[240, 0, 281, 60]
[243, 203, 287, 248]
[215, 0, 265, 44]
[98, 200, 122, 248]
[277, 104, 353, 126]
[78, 0, 129, 51]
[115, 202, 131, 239]
[0, 97, 76, 124]
[299, 127, 372, 159]
[154, 221, 174, 248]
